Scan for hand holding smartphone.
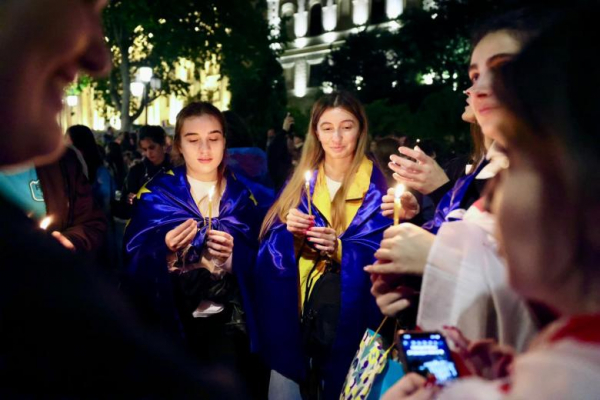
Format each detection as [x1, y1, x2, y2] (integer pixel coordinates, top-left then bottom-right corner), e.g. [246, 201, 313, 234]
[398, 331, 459, 385]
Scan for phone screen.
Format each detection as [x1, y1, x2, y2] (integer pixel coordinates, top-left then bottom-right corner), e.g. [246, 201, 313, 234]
[399, 332, 458, 385]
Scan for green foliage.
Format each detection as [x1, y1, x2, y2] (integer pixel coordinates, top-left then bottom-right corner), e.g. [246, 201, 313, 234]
[219, 1, 287, 146]
[95, 0, 286, 133]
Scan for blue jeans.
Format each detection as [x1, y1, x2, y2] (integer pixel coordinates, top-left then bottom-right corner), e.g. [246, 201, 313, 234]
[268, 370, 302, 400]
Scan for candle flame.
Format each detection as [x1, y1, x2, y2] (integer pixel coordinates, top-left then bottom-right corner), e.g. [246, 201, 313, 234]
[394, 184, 405, 199]
[208, 185, 215, 201]
[304, 170, 312, 183]
[40, 216, 52, 230]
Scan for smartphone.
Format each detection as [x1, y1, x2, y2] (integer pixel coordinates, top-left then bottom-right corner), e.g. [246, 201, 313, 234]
[398, 331, 459, 385]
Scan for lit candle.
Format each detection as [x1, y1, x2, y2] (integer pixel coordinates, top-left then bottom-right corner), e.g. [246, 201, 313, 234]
[208, 186, 215, 231]
[40, 216, 52, 230]
[304, 170, 312, 216]
[393, 184, 405, 226]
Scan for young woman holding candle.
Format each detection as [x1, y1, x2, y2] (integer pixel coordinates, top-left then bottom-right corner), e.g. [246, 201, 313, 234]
[123, 102, 270, 399]
[254, 91, 391, 399]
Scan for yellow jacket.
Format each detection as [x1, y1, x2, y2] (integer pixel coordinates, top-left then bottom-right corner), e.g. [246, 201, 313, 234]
[298, 156, 373, 307]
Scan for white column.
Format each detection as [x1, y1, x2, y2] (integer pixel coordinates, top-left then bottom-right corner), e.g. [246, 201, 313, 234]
[386, 0, 403, 19]
[322, 0, 338, 31]
[294, 59, 308, 98]
[294, 0, 309, 37]
[352, 0, 369, 25]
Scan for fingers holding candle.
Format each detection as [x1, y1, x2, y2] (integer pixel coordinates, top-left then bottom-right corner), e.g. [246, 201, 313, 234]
[394, 184, 406, 226]
[165, 219, 197, 252]
[207, 230, 234, 261]
[286, 208, 314, 236]
[306, 226, 337, 254]
[382, 188, 420, 220]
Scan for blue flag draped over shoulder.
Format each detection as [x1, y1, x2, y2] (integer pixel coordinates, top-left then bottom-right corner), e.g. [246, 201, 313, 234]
[253, 164, 391, 399]
[422, 159, 488, 234]
[123, 166, 271, 341]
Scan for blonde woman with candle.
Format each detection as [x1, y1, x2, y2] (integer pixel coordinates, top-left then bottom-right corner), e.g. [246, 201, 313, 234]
[254, 91, 391, 399]
[124, 102, 271, 399]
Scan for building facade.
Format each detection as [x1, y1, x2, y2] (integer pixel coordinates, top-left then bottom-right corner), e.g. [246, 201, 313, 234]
[267, 0, 423, 107]
[58, 55, 230, 133]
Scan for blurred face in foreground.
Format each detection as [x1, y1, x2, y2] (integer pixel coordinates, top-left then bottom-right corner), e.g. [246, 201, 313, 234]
[495, 120, 576, 312]
[0, 0, 110, 167]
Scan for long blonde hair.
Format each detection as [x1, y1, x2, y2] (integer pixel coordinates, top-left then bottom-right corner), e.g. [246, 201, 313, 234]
[259, 92, 369, 238]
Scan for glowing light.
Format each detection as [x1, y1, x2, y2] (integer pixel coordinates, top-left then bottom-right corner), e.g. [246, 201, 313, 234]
[66, 95, 78, 107]
[130, 81, 145, 97]
[386, 0, 403, 19]
[323, 31, 337, 44]
[138, 66, 153, 83]
[295, 37, 309, 49]
[322, 81, 334, 94]
[294, 7, 308, 38]
[352, 0, 369, 25]
[322, 0, 337, 31]
[421, 72, 435, 85]
[40, 216, 52, 230]
[294, 60, 308, 98]
[393, 184, 405, 226]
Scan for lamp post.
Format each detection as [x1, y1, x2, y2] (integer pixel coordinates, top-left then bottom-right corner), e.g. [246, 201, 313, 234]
[138, 67, 153, 125]
[130, 67, 161, 125]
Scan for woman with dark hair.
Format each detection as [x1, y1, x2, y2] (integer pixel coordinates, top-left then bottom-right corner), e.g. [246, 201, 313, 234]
[383, 6, 600, 399]
[123, 125, 172, 208]
[67, 125, 102, 182]
[255, 91, 391, 399]
[123, 102, 270, 399]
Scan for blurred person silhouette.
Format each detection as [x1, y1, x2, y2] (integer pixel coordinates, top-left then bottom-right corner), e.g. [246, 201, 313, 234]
[267, 112, 294, 191]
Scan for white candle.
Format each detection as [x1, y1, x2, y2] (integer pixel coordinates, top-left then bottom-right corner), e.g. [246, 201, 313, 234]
[393, 184, 405, 226]
[208, 186, 215, 231]
[304, 170, 312, 216]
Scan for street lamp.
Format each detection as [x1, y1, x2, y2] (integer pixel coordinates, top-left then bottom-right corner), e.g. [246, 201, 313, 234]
[130, 81, 145, 98]
[66, 95, 78, 107]
[131, 67, 161, 125]
[138, 66, 153, 83]
[138, 67, 155, 124]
